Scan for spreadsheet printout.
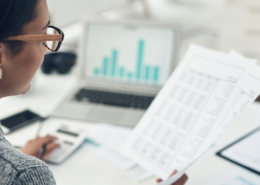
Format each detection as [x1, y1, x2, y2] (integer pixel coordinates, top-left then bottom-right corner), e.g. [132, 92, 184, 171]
[121, 45, 260, 183]
[201, 52, 260, 151]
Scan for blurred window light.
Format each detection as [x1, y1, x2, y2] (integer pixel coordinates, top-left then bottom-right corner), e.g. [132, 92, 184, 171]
[47, 0, 129, 26]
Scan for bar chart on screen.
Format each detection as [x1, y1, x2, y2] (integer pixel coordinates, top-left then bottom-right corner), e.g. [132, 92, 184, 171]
[84, 23, 175, 86]
[93, 40, 160, 83]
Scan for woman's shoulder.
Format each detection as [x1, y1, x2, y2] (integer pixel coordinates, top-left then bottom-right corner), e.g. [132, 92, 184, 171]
[0, 137, 45, 169]
[0, 138, 56, 184]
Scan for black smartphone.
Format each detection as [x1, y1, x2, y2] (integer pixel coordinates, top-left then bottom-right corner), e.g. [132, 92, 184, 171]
[1, 110, 42, 134]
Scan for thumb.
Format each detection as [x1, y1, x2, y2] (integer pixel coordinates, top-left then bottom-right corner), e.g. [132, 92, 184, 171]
[156, 170, 178, 183]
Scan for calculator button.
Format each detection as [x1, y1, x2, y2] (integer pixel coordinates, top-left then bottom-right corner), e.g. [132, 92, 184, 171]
[64, 141, 74, 145]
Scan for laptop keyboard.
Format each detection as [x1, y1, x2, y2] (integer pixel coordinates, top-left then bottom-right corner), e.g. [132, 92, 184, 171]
[73, 88, 155, 110]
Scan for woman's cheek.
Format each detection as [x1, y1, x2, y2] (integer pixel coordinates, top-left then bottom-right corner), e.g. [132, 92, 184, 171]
[22, 84, 31, 94]
[33, 43, 46, 68]
[42, 43, 48, 55]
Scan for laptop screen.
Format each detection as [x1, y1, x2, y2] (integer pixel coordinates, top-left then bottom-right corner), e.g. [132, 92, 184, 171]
[83, 22, 176, 86]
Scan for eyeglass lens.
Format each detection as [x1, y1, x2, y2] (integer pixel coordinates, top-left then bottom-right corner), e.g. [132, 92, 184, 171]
[45, 27, 61, 51]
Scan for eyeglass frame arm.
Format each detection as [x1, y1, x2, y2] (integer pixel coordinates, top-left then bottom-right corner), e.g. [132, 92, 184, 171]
[5, 25, 64, 42]
[6, 34, 63, 42]
[4, 26, 64, 52]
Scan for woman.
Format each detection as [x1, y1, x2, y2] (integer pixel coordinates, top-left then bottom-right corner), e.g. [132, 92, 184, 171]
[0, 0, 188, 184]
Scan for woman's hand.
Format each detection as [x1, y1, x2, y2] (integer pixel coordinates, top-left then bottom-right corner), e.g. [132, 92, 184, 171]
[156, 170, 188, 185]
[20, 135, 60, 160]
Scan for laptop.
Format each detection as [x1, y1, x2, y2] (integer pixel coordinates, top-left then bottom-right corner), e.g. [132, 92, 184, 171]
[52, 19, 179, 127]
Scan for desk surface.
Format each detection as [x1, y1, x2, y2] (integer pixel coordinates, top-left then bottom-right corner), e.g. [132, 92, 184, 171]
[1, 72, 260, 185]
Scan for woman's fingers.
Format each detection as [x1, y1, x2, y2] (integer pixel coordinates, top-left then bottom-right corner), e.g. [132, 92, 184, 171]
[39, 135, 58, 146]
[174, 174, 188, 185]
[156, 170, 178, 183]
[21, 135, 59, 159]
[43, 142, 60, 160]
[156, 170, 188, 185]
[169, 170, 178, 177]
[156, 179, 163, 183]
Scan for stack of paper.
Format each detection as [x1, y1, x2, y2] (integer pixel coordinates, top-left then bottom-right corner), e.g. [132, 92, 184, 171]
[82, 124, 154, 182]
[121, 44, 260, 185]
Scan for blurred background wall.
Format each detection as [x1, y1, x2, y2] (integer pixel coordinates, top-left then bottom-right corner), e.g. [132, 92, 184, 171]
[47, 0, 260, 64]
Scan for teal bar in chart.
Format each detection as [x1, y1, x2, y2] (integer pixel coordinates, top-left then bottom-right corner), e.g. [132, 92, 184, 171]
[93, 39, 161, 83]
[120, 67, 124, 78]
[103, 58, 108, 75]
[112, 50, 118, 76]
[137, 40, 144, 80]
[94, 68, 99, 75]
[154, 67, 159, 82]
[145, 66, 150, 81]
[128, 72, 132, 79]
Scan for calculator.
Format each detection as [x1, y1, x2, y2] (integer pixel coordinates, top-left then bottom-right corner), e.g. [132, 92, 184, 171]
[45, 124, 86, 164]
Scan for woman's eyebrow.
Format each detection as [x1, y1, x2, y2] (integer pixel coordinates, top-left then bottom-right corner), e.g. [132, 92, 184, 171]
[43, 20, 50, 30]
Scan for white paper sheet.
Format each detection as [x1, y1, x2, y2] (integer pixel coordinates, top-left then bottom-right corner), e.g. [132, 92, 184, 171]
[86, 124, 133, 151]
[126, 165, 154, 182]
[83, 124, 154, 182]
[83, 144, 136, 171]
[204, 167, 260, 185]
[121, 44, 260, 184]
[202, 52, 260, 150]
[84, 124, 136, 170]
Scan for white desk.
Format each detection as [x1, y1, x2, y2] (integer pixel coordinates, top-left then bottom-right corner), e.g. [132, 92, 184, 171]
[1, 71, 260, 185]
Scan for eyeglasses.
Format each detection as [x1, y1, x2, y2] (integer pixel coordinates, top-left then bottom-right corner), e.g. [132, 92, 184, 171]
[5, 25, 64, 52]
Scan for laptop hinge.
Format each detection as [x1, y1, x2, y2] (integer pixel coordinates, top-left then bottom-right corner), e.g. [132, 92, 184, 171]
[79, 79, 160, 96]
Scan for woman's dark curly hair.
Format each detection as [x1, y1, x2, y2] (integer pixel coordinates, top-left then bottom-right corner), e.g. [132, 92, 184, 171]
[0, 0, 39, 55]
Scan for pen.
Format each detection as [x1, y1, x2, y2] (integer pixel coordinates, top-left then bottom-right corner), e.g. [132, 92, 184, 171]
[39, 144, 47, 160]
[37, 118, 48, 160]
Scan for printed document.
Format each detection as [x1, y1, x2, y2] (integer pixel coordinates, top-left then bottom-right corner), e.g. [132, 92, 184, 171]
[121, 44, 260, 184]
